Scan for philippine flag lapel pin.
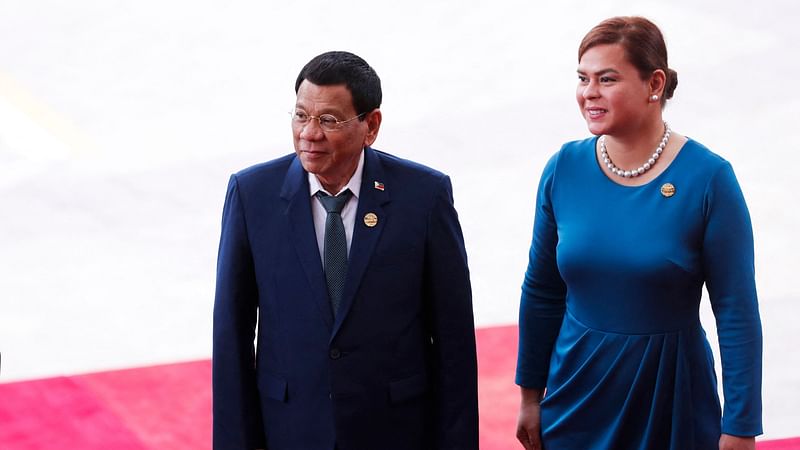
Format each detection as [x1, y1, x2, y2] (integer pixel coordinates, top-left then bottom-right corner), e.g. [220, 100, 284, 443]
[374, 181, 385, 191]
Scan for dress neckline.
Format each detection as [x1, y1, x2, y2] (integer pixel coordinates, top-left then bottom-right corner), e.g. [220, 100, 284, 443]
[591, 136, 692, 189]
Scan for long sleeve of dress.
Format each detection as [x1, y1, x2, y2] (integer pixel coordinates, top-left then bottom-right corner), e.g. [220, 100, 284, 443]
[516, 154, 568, 389]
[702, 162, 763, 436]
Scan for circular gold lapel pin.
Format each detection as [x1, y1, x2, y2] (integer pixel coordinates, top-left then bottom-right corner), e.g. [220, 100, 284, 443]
[364, 212, 378, 227]
[660, 183, 676, 198]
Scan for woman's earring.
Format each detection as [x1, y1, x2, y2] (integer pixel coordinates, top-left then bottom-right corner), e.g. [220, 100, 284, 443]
[650, 94, 659, 102]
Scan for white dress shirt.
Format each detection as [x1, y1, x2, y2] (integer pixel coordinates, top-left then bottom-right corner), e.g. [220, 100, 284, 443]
[308, 150, 364, 264]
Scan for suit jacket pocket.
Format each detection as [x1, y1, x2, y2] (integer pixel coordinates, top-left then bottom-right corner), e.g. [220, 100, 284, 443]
[389, 373, 428, 404]
[258, 371, 288, 402]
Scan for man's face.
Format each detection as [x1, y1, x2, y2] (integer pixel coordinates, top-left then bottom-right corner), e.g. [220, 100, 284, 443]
[292, 81, 379, 190]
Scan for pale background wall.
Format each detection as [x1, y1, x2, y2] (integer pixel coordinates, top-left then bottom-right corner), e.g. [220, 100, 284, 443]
[1, 0, 797, 438]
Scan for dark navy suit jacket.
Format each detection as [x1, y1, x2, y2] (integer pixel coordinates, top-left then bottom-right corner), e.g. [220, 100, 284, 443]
[212, 147, 478, 450]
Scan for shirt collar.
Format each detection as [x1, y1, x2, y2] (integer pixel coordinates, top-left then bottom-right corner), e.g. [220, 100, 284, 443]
[308, 149, 364, 199]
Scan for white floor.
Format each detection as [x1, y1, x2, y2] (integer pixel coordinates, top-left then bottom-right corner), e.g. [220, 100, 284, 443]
[1, 0, 798, 439]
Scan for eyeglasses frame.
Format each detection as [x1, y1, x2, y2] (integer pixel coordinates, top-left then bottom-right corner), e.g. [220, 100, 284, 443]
[290, 108, 367, 132]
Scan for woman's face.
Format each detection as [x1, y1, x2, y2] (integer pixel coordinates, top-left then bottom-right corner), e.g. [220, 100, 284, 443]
[576, 43, 653, 137]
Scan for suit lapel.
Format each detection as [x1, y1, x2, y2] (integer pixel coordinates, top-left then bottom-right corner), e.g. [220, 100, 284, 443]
[332, 148, 391, 339]
[280, 157, 334, 328]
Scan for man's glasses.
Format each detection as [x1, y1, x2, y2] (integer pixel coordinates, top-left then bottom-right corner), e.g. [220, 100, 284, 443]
[290, 108, 366, 132]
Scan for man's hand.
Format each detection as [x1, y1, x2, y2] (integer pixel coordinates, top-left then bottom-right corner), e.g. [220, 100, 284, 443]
[516, 387, 544, 450]
[719, 434, 755, 450]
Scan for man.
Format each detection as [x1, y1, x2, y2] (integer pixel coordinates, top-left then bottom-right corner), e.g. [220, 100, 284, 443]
[212, 51, 478, 450]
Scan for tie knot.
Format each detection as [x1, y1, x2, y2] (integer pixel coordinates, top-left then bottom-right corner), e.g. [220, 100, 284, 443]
[316, 190, 351, 214]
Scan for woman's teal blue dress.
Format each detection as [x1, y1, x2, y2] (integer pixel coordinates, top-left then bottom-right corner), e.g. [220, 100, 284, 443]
[516, 137, 762, 449]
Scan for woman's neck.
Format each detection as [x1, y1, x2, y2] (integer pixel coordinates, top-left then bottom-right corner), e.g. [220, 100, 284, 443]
[603, 119, 667, 169]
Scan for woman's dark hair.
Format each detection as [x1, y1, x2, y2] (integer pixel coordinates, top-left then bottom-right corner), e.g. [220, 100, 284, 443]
[579, 16, 678, 104]
[295, 51, 382, 119]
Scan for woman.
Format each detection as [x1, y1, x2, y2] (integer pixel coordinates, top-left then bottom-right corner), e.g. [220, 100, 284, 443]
[515, 16, 762, 450]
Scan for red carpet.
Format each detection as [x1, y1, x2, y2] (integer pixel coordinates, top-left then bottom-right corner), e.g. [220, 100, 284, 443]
[0, 325, 796, 449]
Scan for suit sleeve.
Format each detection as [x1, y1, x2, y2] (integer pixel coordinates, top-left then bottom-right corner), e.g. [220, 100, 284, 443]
[515, 153, 567, 389]
[702, 163, 763, 436]
[212, 175, 266, 449]
[423, 174, 479, 450]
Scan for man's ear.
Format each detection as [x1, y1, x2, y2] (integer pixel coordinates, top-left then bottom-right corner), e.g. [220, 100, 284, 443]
[363, 109, 382, 147]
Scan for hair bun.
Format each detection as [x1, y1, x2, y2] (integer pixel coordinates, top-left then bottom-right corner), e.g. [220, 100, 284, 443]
[664, 68, 678, 99]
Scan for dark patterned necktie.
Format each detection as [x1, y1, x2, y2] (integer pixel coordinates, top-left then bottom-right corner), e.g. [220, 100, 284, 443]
[315, 190, 352, 317]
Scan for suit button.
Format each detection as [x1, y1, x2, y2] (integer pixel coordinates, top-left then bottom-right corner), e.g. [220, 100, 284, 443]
[330, 348, 342, 359]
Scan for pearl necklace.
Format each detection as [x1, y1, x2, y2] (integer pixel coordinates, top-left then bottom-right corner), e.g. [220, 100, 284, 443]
[600, 122, 671, 178]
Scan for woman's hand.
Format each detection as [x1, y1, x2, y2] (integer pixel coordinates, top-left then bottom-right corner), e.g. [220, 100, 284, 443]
[719, 434, 755, 450]
[516, 387, 544, 450]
